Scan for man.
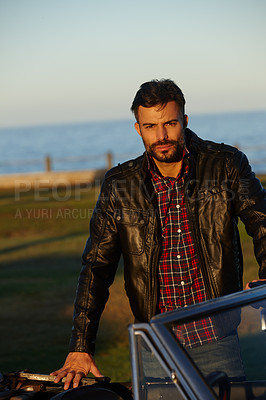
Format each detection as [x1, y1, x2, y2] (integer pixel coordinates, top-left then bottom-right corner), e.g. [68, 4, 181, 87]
[51, 79, 266, 389]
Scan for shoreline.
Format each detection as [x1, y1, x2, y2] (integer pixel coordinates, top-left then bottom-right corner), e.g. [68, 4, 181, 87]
[0, 169, 265, 189]
[0, 169, 106, 189]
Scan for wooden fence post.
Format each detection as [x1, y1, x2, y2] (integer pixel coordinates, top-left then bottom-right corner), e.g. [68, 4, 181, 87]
[106, 152, 112, 170]
[45, 156, 52, 172]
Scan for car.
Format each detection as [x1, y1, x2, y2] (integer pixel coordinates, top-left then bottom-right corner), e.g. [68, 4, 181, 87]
[2, 284, 266, 400]
[129, 283, 266, 400]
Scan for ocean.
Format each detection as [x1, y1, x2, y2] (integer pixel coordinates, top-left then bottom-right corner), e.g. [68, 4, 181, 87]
[0, 110, 266, 175]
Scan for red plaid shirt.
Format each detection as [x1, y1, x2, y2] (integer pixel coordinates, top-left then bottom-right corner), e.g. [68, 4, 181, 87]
[147, 152, 218, 348]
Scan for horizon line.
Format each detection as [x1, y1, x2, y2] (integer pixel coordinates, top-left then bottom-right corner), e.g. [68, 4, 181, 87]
[1, 108, 266, 131]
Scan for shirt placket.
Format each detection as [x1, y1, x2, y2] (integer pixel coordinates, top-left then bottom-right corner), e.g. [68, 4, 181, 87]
[174, 179, 188, 308]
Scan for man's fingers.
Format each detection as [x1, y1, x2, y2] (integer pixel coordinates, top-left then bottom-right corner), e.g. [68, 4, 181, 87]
[63, 371, 76, 391]
[50, 369, 85, 390]
[72, 372, 85, 389]
[90, 363, 104, 378]
[53, 370, 68, 384]
[49, 352, 103, 390]
[53, 369, 87, 388]
[245, 279, 266, 290]
[50, 369, 66, 377]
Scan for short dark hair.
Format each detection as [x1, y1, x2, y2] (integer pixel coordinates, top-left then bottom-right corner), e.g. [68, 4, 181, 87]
[131, 79, 186, 121]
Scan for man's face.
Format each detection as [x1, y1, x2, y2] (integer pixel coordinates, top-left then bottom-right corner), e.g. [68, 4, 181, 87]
[135, 101, 188, 163]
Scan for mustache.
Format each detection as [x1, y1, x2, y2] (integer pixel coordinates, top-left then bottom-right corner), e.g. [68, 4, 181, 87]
[150, 139, 179, 149]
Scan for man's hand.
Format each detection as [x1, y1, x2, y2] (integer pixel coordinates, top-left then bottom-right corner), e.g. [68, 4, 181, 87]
[245, 279, 266, 290]
[50, 352, 103, 390]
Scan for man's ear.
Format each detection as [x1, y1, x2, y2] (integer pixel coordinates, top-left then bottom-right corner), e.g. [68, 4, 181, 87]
[135, 122, 142, 137]
[183, 114, 188, 129]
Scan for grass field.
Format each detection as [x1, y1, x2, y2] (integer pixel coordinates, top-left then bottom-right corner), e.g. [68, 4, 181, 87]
[0, 175, 265, 381]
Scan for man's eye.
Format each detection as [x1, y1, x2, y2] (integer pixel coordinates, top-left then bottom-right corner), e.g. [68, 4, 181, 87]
[166, 121, 177, 127]
[145, 125, 154, 129]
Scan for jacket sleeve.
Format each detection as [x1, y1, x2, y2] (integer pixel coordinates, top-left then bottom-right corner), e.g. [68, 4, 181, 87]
[69, 178, 121, 355]
[230, 150, 266, 277]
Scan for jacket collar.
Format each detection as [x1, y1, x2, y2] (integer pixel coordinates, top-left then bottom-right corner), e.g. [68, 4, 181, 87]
[184, 128, 201, 155]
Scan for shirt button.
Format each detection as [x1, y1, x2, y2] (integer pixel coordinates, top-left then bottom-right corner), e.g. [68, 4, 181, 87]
[181, 281, 185, 286]
[177, 255, 181, 259]
[177, 229, 181, 233]
[176, 204, 180, 209]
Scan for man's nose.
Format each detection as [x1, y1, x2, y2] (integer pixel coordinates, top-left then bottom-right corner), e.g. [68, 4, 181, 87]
[156, 125, 168, 141]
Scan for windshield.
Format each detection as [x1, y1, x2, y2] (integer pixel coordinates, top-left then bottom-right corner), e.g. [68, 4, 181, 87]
[167, 298, 266, 381]
[130, 289, 266, 399]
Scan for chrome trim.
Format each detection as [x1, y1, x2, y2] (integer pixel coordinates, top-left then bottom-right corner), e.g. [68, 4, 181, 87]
[129, 323, 215, 399]
[150, 286, 266, 326]
[151, 323, 217, 399]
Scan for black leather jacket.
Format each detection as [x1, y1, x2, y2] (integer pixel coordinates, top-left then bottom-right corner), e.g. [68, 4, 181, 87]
[69, 129, 266, 354]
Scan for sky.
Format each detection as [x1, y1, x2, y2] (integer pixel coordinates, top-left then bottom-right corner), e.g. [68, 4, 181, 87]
[1, 0, 266, 128]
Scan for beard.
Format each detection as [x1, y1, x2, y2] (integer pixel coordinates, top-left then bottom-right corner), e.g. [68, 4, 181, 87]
[145, 135, 185, 163]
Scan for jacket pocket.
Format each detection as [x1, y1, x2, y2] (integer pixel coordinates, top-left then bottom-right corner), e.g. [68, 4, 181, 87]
[114, 208, 148, 255]
[197, 185, 230, 202]
[197, 185, 233, 233]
